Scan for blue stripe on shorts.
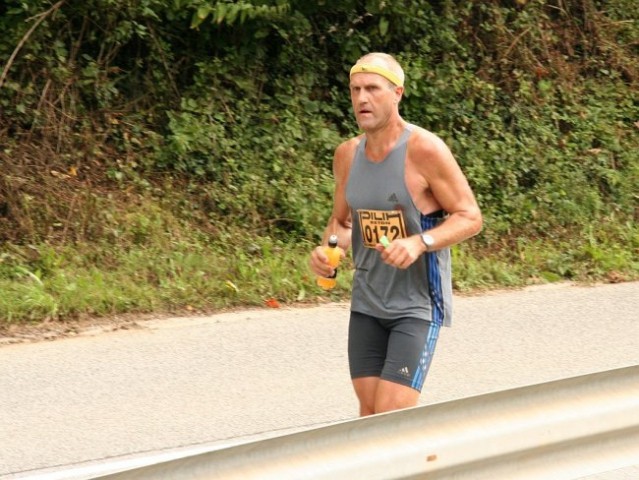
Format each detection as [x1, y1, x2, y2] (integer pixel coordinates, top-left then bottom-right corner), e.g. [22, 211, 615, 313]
[411, 321, 441, 390]
[421, 213, 446, 327]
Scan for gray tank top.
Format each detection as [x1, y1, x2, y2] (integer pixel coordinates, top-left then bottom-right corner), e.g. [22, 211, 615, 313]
[345, 125, 453, 327]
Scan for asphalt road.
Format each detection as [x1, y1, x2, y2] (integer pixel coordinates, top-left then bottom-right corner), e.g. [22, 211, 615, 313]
[1, 281, 638, 479]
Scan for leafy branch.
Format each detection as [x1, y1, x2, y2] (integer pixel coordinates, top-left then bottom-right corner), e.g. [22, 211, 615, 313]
[0, 0, 66, 89]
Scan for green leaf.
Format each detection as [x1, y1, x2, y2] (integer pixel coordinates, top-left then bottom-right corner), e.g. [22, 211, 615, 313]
[197, 5, 211, 19]
[379, 17, 389, 37]
[191, 6, 211, 29]
[215, 3, 227, 24]
[226, 4, 240, 25]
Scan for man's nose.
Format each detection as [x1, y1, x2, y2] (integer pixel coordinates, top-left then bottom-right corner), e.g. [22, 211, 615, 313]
[353, 91, 369, 104]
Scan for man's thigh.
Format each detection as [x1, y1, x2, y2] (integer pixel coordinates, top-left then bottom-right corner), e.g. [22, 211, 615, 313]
[348, 311, 389, 379]
[380, 317, 440, 392]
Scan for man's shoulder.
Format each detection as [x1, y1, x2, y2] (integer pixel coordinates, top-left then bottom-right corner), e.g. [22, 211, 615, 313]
[335, 135, 364, 158]
[337, 134, 364, 150]
[407, 124, 442, 144]
[407, 125, 451, 157]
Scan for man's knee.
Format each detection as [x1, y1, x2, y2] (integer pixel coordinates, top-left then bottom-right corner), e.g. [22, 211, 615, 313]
[374, 380, 420, 413]
[352, 376, 379, 416]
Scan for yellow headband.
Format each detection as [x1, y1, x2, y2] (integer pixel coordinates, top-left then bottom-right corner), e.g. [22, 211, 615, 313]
[349, 63, 403, 87]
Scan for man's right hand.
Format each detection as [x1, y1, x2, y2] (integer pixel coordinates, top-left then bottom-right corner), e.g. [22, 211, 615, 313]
[309, 245, 344, 278]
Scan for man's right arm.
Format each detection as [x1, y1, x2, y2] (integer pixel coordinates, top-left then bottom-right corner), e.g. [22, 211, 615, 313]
[310, 138, 359, 277]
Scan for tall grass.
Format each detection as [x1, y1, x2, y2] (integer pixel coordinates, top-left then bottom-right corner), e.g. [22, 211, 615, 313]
[1, 200, 636, 324]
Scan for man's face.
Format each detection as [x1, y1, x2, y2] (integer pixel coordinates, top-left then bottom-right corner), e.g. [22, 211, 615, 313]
[349, 72, 401, 132]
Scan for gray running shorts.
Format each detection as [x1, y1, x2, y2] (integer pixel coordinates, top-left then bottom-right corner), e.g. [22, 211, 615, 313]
[348, 311, 440, 392]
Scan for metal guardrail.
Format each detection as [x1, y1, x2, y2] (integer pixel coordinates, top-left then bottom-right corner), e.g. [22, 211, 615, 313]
[95, 365, 639, 480]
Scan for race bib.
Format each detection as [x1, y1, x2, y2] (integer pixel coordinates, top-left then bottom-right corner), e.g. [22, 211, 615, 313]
[357, 209, 408, 248]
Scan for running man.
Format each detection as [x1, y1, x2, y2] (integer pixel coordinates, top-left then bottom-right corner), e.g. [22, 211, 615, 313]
[309, 52, 482, 416]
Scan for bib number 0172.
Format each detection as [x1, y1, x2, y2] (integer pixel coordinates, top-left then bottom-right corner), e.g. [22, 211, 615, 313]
[357, 209, 408, 248]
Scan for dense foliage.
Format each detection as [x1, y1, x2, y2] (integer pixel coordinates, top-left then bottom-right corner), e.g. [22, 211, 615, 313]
[0, 0, 637, 321]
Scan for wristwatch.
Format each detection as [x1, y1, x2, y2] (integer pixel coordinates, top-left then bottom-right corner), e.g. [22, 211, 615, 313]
[420, 233, 435, 252]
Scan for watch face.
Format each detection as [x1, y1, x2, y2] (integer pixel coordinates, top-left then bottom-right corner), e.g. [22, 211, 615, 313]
[421, 234, 434, 247]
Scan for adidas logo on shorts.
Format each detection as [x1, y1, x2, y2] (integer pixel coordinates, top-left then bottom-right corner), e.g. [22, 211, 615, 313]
[398, 366, 410, 378]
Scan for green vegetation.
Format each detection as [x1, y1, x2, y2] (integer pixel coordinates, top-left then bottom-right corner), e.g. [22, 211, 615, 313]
[1, 1, 637, 323]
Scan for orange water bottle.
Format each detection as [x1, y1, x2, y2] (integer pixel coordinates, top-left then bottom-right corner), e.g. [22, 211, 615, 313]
[317, 235, 341, 290]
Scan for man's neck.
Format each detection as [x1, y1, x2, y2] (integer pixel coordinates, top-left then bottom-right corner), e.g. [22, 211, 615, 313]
[364, 117, 406, 161]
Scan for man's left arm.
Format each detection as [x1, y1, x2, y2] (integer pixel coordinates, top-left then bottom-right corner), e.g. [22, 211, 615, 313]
[415, 134, 483, 251]
[377, 132, 482, 268]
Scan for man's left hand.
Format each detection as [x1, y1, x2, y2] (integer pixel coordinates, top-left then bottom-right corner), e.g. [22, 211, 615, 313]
[375, 235, 426, 269]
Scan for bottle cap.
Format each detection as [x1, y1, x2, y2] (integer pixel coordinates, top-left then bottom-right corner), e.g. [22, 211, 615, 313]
[328, 234, 338, 247]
